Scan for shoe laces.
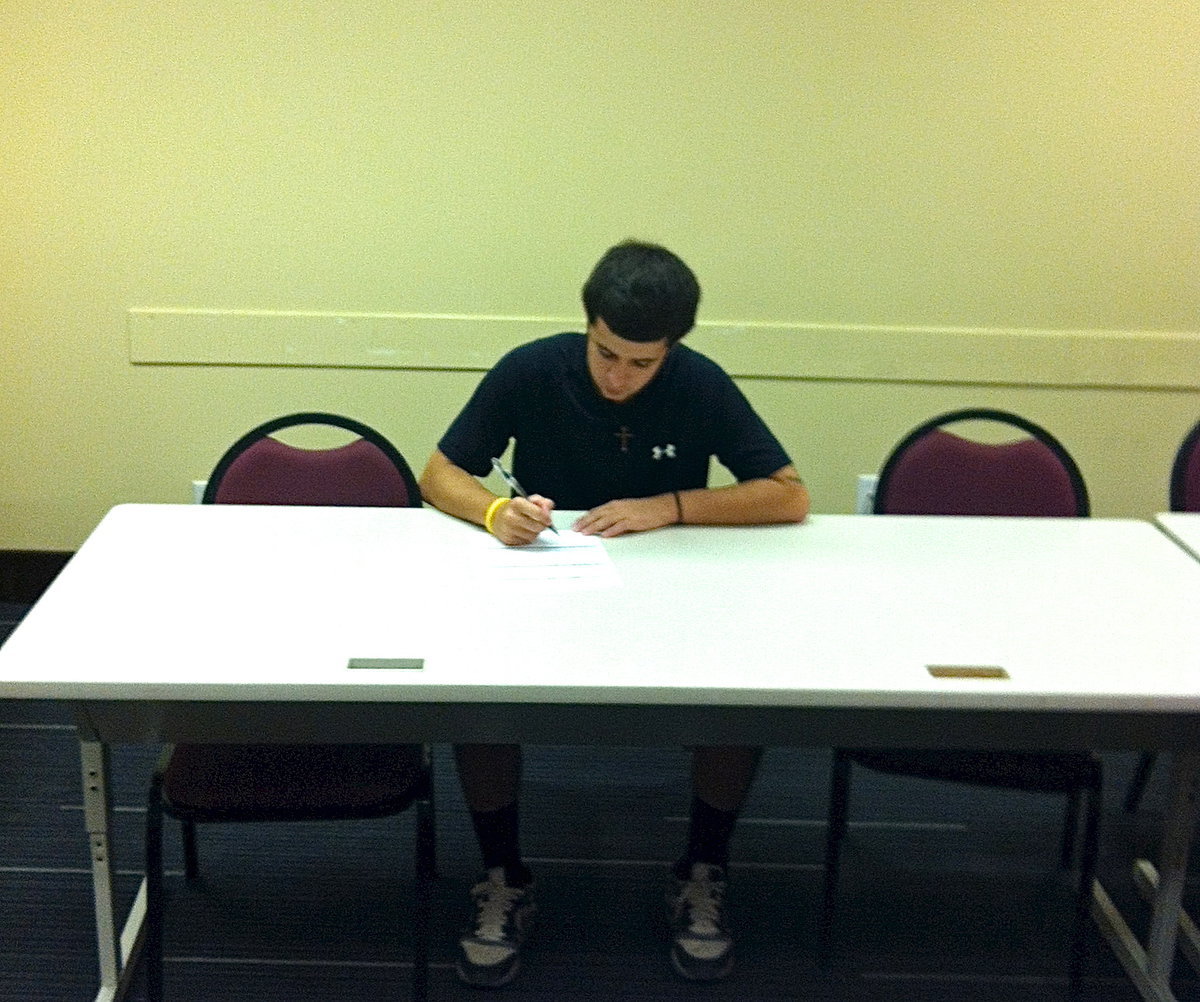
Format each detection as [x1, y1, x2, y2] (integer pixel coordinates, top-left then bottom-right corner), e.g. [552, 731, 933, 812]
[470, 868, 525, 941]
[677, 864, 726, 934]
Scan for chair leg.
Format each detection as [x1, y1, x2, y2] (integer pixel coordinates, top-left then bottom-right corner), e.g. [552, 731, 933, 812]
[819, 751, 852, 967]
[1123, 752, 1157, 813]
[412, 798, 435, 1002]
[1067, 784, 1103, 1000]
[423, 749, 437, 880]
[1059, 789, 1082, 869]
[144, 776, 166, 1002]
[181, 820, 200, 882]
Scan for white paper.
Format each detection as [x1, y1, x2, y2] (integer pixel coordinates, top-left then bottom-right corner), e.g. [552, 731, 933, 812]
[479, 529, 620, 588]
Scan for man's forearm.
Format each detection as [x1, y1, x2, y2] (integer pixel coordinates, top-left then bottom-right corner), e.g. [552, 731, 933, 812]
[676, 471, 809, 526]
[418, 450, 496, 526]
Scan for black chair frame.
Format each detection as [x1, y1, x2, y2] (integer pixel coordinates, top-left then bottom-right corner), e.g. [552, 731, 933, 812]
[145, 747, 435, 1000]
[821, 749, 1103, 995]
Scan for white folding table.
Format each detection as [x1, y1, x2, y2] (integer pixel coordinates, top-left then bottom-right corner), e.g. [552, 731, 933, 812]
[1124, 511, 1200, 994]
[2, 504, 1199, 1001]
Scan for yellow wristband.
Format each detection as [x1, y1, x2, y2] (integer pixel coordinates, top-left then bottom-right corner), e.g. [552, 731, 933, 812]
[483, 496, 509, 535]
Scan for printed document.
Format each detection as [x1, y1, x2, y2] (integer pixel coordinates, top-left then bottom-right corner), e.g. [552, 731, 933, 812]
[479, 529, 620, 588]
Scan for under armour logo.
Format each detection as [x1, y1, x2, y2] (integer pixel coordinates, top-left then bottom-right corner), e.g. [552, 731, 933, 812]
[652, 444, 676, 460]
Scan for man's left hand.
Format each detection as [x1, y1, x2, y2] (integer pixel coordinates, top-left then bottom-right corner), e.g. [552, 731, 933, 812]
[573, 495, 676, 538]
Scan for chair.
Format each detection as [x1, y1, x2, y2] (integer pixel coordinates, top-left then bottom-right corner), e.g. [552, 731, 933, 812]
[144, 412, 433, 1001]
[1122, 417, 1200, 813]
[821, 408, 1101, 996]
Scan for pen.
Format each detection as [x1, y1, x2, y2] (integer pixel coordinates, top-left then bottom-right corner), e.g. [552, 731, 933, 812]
[491, 457, 559, 535]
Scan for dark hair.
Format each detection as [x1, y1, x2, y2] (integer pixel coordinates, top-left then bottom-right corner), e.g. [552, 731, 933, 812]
[581, 240, 701, 344]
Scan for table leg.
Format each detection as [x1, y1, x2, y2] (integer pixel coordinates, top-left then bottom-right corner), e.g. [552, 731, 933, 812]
[80, 740, 122, 1000]
[79, 738, 149, 1002]
[1146, 751, 1200, 981]
[1094, 750, 1200, 1002]
[1133, 861, 1200, 974]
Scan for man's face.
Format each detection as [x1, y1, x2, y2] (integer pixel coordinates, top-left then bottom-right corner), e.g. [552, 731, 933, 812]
[585, 317, 671, 404]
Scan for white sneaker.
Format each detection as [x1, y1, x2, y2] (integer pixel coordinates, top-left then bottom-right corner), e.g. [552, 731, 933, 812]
[666, 862, 734, 981]
[456, 867, 537, 988]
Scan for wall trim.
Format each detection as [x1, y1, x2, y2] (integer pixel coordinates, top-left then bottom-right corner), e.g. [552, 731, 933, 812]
[128, 309, 1200, 391]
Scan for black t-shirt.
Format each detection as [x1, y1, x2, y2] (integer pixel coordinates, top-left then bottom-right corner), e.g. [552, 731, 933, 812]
[438, 332, 792, 511]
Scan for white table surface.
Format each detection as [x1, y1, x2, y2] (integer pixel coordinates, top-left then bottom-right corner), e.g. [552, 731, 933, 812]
[4, 504, 1200, 739]
[4, 503, 1200, 1002]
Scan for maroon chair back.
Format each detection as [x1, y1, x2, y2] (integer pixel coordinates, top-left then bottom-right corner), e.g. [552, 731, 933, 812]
[203, 412, 420, 508]
[1170, 420, 1200, 512]
[874, 409, 1088, 517]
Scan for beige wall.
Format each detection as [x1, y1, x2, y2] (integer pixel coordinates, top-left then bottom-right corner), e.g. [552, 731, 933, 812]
[2, 3, 1197, 549]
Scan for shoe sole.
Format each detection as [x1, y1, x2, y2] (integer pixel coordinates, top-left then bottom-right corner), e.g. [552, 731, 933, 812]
[456, 956, 521, 989]
[669, 946, 734, 983]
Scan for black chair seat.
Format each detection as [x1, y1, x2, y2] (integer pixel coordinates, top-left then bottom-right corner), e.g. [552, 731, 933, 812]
[161, 744, 428, 822]
[845, 749, 1100, 794]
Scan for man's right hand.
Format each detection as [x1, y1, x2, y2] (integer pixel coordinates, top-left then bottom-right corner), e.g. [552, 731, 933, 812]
[492, 494, 556, 546]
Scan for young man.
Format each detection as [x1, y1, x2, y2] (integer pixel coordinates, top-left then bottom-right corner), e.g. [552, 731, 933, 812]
[419, 240, 809, 988]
